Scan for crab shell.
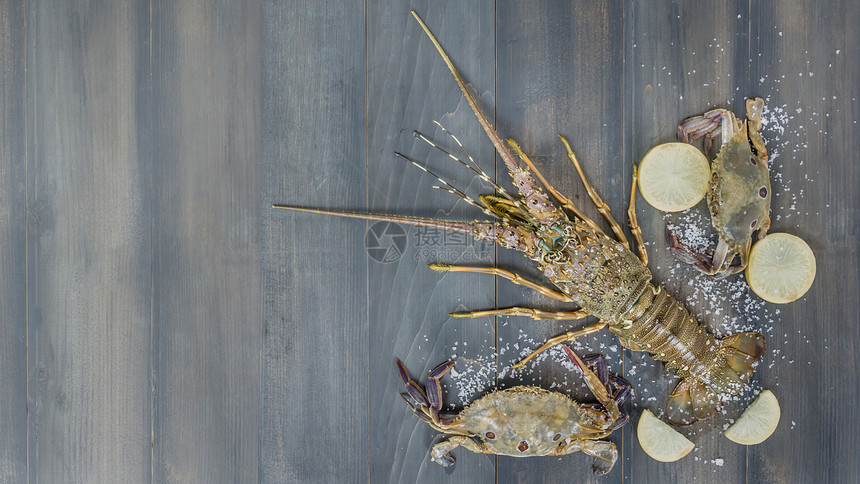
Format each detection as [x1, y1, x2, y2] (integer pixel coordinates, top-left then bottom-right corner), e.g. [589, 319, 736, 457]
[707, 119, 771, 253]
[447, 386, 615, 456]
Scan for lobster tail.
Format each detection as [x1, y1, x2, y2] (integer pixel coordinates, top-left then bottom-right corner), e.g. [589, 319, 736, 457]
[665, 331, 766, 425]
[721, 331, 767, 381]
[665, 378, 719, 425]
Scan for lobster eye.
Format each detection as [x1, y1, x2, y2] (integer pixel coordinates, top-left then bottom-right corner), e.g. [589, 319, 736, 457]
[750, 156, 757, 166]
[751, 220, 758, 229]
[517, 441, 529, 452]
[485, 431, 495, 439]
[759, 187, 768, 198]
[553, 433, 562, 442]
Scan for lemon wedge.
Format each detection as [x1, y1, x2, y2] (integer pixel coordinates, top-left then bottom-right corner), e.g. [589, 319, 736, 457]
[637, 142, 710, 212]
[725, 390, 780, 445]
[746, 233, 816, 304]
[637, 409, 695, 462]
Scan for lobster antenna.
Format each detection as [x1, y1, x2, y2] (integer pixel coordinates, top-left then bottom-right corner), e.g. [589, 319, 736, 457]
[394, 152, 502, 221]
[410, 10, 523, 175]
[415, 123, 519, 206]
[272, 205, 476, 234]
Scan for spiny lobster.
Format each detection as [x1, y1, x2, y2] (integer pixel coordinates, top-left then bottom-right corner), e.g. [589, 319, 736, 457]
[273, 11, 766, 425]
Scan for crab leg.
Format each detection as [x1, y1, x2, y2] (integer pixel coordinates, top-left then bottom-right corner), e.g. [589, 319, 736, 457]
[666, 224, 743, 277]
[608, 374, 632, 405]
[396, 358, 458, 427]
[677, 108, 738, 154]
[396, 359, 430, 408]
[558, 135, 629, 248]
[582, 353, 609, 386]
[425, 361, 455, 411]
[431, 436, 491, 467]
[577, 440, 619, 475]
[561, 346, 617, 419]
[510, 322, 608, 370]
[745, 97, 765, 132]
[429, 264, 574, 302]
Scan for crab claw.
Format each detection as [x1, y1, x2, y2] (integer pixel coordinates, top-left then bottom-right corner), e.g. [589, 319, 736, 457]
[666, 224, 715, 273]
[432, 450, 456, 467]
[608, 374, 633, 405]
[582, 353, 609, 386]
[580, 440, 618, 475]
[561, 346, 618, 420]
[711, 238, 731, 273]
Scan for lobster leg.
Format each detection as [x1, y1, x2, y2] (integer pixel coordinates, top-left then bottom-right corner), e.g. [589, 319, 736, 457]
[506, 139, 601, 232]
[558, 135, 629, 248]
[450, 307, 589, 321]
[429, 264, 574, 302]
[627, 164, 648, 265]
[510, 322, 608, 370]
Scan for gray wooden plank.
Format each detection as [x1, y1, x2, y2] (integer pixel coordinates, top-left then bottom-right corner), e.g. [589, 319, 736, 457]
[261, 1, 368, 482]
[7, 1, 857, 482]
[495, 1, 627, 482]
[366, 3, 496, 483]
[25, 1, 152, 481]
[623, 1, 754, 481]
[150, 1, 261, 481]
[0, 1, 27, 480]
[745, 1, 860, 482]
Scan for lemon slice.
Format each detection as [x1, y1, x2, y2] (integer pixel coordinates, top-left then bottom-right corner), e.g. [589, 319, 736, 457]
[637, 409, 695, 462]
[638, 142, 710, 212]
[725, 390, 780, 445]
[746, 233, 816, 304]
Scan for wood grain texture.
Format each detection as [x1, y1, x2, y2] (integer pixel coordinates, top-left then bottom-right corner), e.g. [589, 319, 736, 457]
[495, 1, 626, 482]
[26, 1, 152, 482]
[261, 0, 368, 482]
[746, 2, 860, 482]
[0, 0, 855, 482]
[0, 1, 27, 481]
[366, 3, 496, 482]
[150, 1, 261, 482]
[623, 1, 752, 482]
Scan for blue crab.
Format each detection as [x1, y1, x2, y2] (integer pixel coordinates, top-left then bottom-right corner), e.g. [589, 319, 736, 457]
[668, 98, 772, 277]
[396, 346, 631, 474]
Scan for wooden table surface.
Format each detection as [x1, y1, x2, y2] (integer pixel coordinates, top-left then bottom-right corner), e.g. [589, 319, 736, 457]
[1, 1, 857, 482]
